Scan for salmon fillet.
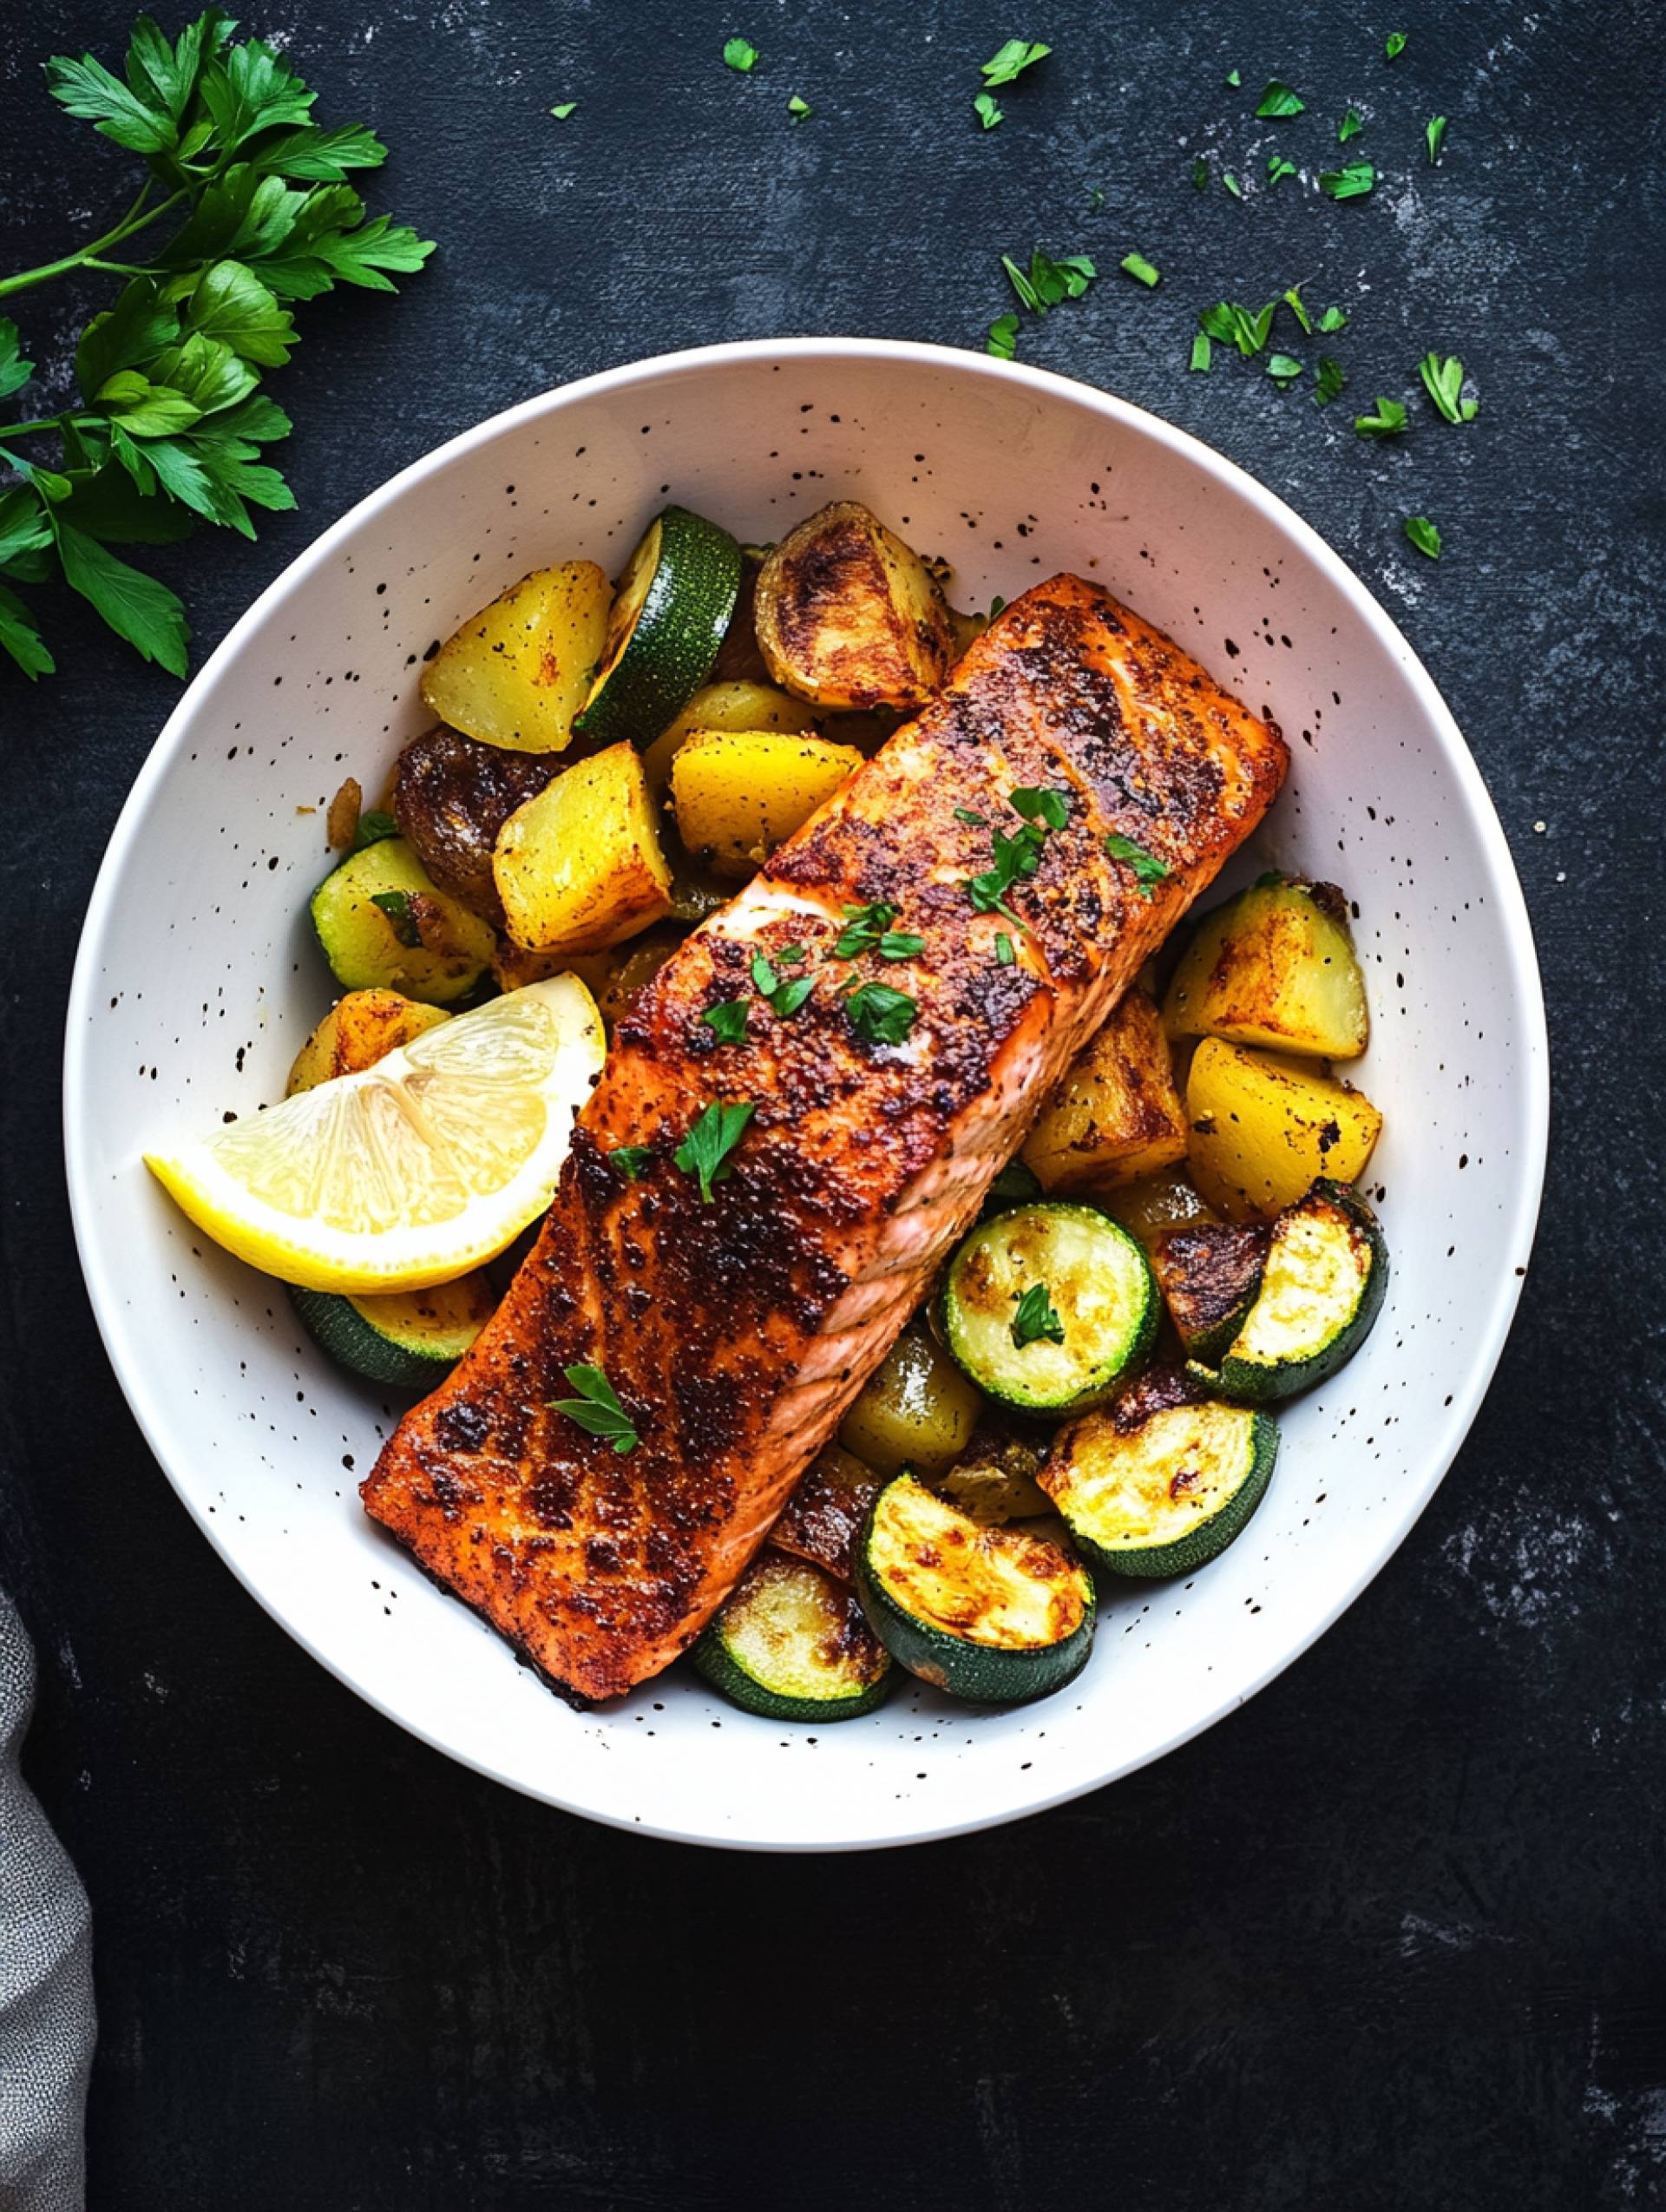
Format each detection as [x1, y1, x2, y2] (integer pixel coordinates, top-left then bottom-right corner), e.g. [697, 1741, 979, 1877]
[362, 576, 1288, 1700]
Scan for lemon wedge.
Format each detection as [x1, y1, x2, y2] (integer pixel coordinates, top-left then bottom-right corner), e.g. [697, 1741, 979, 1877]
[144, 976, 603, 1294]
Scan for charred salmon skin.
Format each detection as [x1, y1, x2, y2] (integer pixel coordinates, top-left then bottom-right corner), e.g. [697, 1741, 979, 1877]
[362, 577, 1288, 1700]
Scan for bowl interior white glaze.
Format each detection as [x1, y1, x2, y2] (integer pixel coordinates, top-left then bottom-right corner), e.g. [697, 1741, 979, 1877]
[65, 340, 1546, 1850]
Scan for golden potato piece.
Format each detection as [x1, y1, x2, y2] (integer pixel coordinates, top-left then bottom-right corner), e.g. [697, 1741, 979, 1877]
[755, 501, 956, 709]
[495, 923, 685, 1025]
[1099, 1168, 1220, 1250]
[421, 561, 611, 754]
[1020, 990, 1190, 1193]
[1164, 875, 1370, 1060]
[285, 990, 449, 1097]
[838, 1323, 982, 1479]
[639, 679, 820, 792]
[1185, 1037, 1383, 1221]
[670, 727, 863, 878]
[494, 742, 673, 955]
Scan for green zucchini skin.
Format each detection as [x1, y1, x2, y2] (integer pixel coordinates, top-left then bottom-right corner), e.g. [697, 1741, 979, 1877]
[940, 1201, 1158, 1415]
[1044, 1387, 1279, 1579]
[690, 1554, 893, 1723]
[573, 506, 742, 746]
[309, 837, 495, 1005]
[1215, 1179, 1388, 1403]
[855, 1474, 1096, 1705]
[288, 1274, 495, 1391]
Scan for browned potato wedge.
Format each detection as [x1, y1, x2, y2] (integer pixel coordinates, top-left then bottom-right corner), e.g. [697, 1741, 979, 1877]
[420, 561, 611, 753]
[639, 679, 820, 793]
[755, 501, 956, 709]
[494, 742, 673, 955]
[670, 727, 863, 878]
[1164, 874, 1370, 1060]
[1020, 989, 1190, 1193]
[391, 725, 561, 924]
[285, 990, 449, 1096]
[769, 1444, 882, 1581]
[838, 1323, 982, 1478]
[1185, 1038, 1383, 1221]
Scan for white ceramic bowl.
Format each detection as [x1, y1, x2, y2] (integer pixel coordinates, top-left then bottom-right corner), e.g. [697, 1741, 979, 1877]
[64, 339, 1547, 1851]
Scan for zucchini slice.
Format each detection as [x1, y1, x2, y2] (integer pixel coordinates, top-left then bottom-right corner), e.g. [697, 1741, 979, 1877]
[1043, 1381, 1279, 1579]
[941, 1202, 1158, 1414]
[856, 1474, 1095, 1703]
[289, 1272, 496, 1391]
[692, 1553, 893, 1722]
[1150, 1220, 1269, 1364]
[1210, 1180, 1388, 1401]
[572, 506, 743, 747]
[1164, 874, 1369, 1060]
[310, 837, 496, 1006]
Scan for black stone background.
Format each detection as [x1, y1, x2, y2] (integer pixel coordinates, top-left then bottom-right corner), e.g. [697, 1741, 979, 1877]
[3, 3, 1663, 2205]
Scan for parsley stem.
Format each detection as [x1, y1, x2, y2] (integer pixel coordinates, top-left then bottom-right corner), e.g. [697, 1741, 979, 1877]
[0, 185, 188, 299]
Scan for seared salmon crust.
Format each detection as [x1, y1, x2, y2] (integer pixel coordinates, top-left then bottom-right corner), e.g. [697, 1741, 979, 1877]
[362, 576, 1288, 1700]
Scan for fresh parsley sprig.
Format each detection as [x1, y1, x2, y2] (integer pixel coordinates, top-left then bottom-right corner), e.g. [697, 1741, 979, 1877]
[1105, 830, 1171, 899]
[1010, 1281, 1066, 1349]
[550, 1363, 640, 1455]
[1417, 351, 1479, 424]
[844, 981, 917, 1046]
[674, 1099, 755, 1202]
[0, 11, 433, 680]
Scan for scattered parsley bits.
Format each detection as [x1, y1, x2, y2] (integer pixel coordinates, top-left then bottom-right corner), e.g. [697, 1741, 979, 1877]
[1267, 353, 1304, 386]
[1267, 154, 1298, 186]
[1418, 351, 1478, 423]
[1190, 332, 1212, 372]
[1256, 80, 1306, 118]
[1282, 285, 1312, 334]
[370, 890, 421, 947]
[835, 901, 900, 957]
[967, 824, 1043, 924]
[1105, 830, 1171, 897]
[981, 38, 1051, 86]
[974, 90, 1003, 129]
[1088, 185, 1105, 211]
[751, 953, 815, 1019]
[352, 810, 397, 851]
[1120, 252, 1161, 287]
[1426, 115, 1448, 163]
[1010, 1280, 1066, 1349]
[723, 36, 758, 72]
[1202, 299, 1277, 358]
[987, 596, 1007, 620]
[1385, 31, 1407, 61]
[1223, 172, 1243, 199]
[955, 805, 989, 825]
[1318, 304, 1349, 332]
[995, 932, 1016, 966]
[550, 1363, 639, 1454]
[1192, 154, 1209, 190]
[673, 1099, 755, 1201]
[608, 1145, 654, 1181]
[1315, 356, 1347, 406]
[549, 102, 577, 120]
[1403, 515, 1442, 559]
[702, 998, 751, 1044]
[787, 95, 812, 121]
[1225, 67, 1242, 88]
[987, 312, 1020, 359]
[1338, 108, 1363, 142]
[1003, 249, 1097, 315]
[845, 981, 918, 1045]
[1320, 161, 1376, 200]
[1010, 784, 1071, 830]
[1354, 396, 1408, 437]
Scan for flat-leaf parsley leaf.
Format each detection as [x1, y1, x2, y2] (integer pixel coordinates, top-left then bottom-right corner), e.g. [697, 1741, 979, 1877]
[673, 1099, 755, 1201]
[1354, 396, 1408, 436]
[1417, 351, 1478, 423]
[1011, 1281, 1066, 1349]
[1105, 830, 1171, 898]
[844, 981, 917, 1045]
[608, 1145, 654, 1181]
[1319, 161, 1375, 200]
[550, 1363, 640, 1454]
[1403, 515, 1442, 559]
[1426, 115, 1448, 164]
[723, 36, 758, 71]
[1256, 80, 1306, 117]
[981, 39, 1051, 87]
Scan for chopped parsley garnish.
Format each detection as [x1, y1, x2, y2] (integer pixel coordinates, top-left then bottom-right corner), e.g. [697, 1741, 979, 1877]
[1105, 830, 1171, 898]
[987, 312, 1020, 359]
[834, 900, 899, 956]
[608, 1145, 654, 1181]
[787, 95, 812, 121]
[981, 38, 1051, 86]
[995, 932, 1016, 966]
[723, 36, 758, 72]
[974, 90, 1003, 129]
[1190, 332, 1212, 372]
[1319, 161, 1375, 200]
[1003, 249, 1097, 314]
[750, 952, 815, 1016]
[1426, 115, 1448, 164]
[1010, 785, 1071, 830]
[987, 596, 1007, 620]
[1267, 154, 1297, 186]
[550, 1363, 639, 1454]
[1318, 304, 1348, 332]
[844, 981, 918, 1045]
[1201, 299, 1276, 358]
[1338, 108, 1363, 142]
[1010, 1281, 1066, 1349]
[702, 997, 751, 1044]
[1418, 351, 1478, 423]
[370, 889, 421, 948]
[673, 1099, 755, 1201]
[1120, 252, 1161, 287]
[1282, 284, 1313, 334]
[1354, 397, 1408, 437]
[1225, 67, 1242, 88]
[1192, 154, 1209, 190]
[1223, 171, 1243, 199]
[549, 102, 578, 120]
[1404, 515, 1442, 560]
[1267, 353, 1304, 386]
[1315, 356, 1347, 406]
[954, 805, 989, 825]
[1384, 31, 1407, 60]
[1255, 79, 1305, 118]
[967, 825, 1043, 923]
[1088, 185, 1105, 210]
[352, 809, 398, 850]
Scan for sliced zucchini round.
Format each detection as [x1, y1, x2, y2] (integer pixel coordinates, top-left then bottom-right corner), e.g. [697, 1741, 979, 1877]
[310, 837, 496, 1006]
[692, 1553, 893, 1723]
[572, 506, 743, 747]
[1043, 1391, 1278, 1579]
[941, 1201, 1158, 1414]
[1215, 1179, 1387, 1402]
[855, 1474, 1095, 1703]
[289, 1271, 497, 1390]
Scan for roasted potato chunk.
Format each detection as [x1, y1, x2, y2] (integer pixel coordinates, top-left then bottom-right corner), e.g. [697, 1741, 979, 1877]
[639, 679, 820, 792]
[1185, 1038, 1383, 1221]
[1099, 1169, 1220, 1249]
[838, 1323, 982, 1479]
[670, 727, 863, 878]
[1021, 989, 1190, 1192]
[421, 561, 611, 753]
[755, 501, 956, 709]
[285, 990, 449, 1096]
[391, 725, 561, 924]
[770, 1444, 882, 1581]
[495, 923, 685, 1024]
[1164, 874, 1370, 1060]
[494, 742, 674, 955]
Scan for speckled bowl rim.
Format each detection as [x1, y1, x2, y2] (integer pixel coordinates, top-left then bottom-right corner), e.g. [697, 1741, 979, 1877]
[63, 337, 1550, 1849]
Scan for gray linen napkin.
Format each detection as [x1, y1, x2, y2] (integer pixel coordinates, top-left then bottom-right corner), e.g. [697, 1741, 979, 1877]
[0, 1595, 92, 2212]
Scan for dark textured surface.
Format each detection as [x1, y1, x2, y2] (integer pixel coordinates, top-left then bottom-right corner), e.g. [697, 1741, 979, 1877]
[3, 3, 1663, 2206]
